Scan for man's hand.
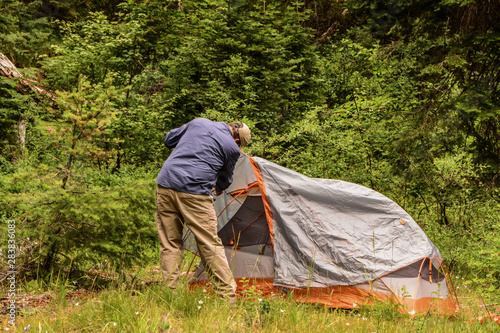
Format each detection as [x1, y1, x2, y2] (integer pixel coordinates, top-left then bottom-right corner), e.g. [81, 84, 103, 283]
[212, 187, 224, 196]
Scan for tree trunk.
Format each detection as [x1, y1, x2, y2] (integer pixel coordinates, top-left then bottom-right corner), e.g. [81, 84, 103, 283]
[18, 119, 26, 150]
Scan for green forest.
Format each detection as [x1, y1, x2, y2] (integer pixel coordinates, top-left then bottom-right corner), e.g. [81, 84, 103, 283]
[1, 0, 499, 330]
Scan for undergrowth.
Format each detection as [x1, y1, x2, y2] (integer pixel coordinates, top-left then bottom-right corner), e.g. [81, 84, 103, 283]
[2, 264, 499, 332]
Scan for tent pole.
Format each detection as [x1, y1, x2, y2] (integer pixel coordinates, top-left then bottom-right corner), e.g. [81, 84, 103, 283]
[378, 278, 404, 305]
[440, 260, 460, 310]
[412, 258, 427, 312]
[186, 250, 200, 276]
[224, 211, 265, 247]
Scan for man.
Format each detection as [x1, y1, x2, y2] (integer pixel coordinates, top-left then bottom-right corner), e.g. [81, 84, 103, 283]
[155, 118, 251, 305]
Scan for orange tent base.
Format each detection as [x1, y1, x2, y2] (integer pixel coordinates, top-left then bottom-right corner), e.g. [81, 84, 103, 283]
[191, 278, 457, 316]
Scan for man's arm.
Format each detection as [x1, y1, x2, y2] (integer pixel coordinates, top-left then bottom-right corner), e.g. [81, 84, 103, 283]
[215, 151, 240, 194]
[164, 122, 190, 148]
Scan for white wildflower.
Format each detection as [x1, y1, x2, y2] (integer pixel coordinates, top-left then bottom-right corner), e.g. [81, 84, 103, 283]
[346, 323, 350, 326]
[408, 310, 415, 315]
[353, 303, 358, 308]
[113, 323, 117, 326]
[198, 300, 203, 304]
[258, 298, 262, 302]
[197, 306, 201, 310]
[280, 309, 284, 313]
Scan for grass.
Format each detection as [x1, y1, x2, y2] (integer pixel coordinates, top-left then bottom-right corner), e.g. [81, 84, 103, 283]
[1, 264, 499, 333]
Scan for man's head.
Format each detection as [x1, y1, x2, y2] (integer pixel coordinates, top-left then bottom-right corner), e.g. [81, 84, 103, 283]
[228, 122, 251, 147]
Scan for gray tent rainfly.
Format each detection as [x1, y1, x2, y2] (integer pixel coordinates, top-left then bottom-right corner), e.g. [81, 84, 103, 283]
[187, 153, 458, 314]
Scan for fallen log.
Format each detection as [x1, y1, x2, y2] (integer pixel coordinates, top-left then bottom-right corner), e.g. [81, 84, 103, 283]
[0, 52, 49, 95]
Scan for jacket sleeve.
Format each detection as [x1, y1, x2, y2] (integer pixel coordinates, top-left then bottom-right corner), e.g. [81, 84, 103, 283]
[215, 150, 240, 192]
[164, 122, 190, 148]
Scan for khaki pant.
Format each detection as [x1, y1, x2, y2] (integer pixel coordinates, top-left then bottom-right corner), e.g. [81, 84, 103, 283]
[155, 185, 237, 303]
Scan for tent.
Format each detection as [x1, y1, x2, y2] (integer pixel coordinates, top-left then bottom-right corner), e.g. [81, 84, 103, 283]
[186, 153, 458, 314]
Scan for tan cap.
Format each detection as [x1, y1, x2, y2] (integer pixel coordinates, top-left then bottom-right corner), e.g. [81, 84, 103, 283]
[238, 123, 251, 147]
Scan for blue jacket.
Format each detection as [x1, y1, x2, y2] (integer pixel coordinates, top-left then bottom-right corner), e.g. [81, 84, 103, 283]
[156, 118, 241, 195]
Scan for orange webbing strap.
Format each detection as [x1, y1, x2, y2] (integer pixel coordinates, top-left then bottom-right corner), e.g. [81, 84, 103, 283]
[248, 157, 274, 250]
[227, 182, 259, 197]
[217, 182, 259, 219]
[429, 258, 433, 284]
